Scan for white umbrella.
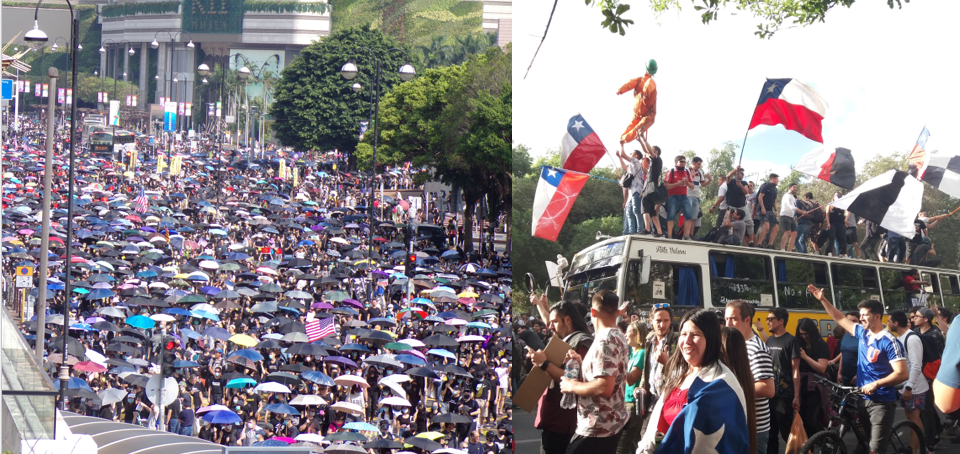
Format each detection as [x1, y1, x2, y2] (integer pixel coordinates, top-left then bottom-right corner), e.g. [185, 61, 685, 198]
[289, 394, 328, 406]
[190, 304, 218, 314]
[149, 236, 167, 243]
[378, 396, 411, 407]
[380, 374, 411, 384]
[444, 319, 467, 326]
[97, 307, 126, 318]
[330, 401, 364, 415]
[85, 349, 107, 366]
[334, 374, 369, 389]
[435, 449, 466, 454]
[148, 282, 170, 289]
[150, 314, 176, 323]
[254, 382, 292, 393]
[199, 260, 220, 270]
[397, 338, 425, 348]
[457, 335, 486, 343]
[295, 433, 325, 443]
[98, 388, 128, 406]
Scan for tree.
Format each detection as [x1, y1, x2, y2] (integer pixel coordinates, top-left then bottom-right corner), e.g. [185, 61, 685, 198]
[75, 73, 139, 105]
[513, 144, 533, 179]
[269, 26, 413, 153]
[586, 0, 908, 38]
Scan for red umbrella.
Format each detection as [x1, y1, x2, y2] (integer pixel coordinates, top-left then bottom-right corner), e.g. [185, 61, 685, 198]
[74, 361, 107, 373]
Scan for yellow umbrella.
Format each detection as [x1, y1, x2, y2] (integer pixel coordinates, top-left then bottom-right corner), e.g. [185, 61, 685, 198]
[173, 273, 191, 279]
[123, 171, 135, 178]
[457, 291, 479, 298]
[3, 172, 13, 178]
[229, 334, 259, 347]
[415, 432, 445, 440]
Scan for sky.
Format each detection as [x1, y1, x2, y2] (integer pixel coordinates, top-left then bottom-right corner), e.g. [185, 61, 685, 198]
[513, 0, 960, 181]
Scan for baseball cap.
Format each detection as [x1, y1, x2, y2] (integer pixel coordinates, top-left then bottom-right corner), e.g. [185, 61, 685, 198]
[917, 307, 935, 321]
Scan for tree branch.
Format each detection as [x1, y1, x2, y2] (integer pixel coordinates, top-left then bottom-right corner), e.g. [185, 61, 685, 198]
[524, 0, 559, 80]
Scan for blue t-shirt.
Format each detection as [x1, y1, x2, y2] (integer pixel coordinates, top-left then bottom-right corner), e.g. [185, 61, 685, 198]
[839, 333, 859, 384]
[936, 321, 960, 389]
[855, 325, 906, 402]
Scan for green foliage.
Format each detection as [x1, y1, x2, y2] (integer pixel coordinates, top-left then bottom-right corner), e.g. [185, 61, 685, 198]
[1, 2, 95, 10]
[243, 1, 330, 14]
[101, 1, 180, 18]
[513, 144, 533, 179]
[75, 73, 139, 104]
[269, 26, 412, 153]
[330, 0, 483, 49]
[591, 0, 908, 38]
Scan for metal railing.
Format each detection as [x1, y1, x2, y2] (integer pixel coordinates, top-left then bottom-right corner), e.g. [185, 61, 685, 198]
[1, 306, 59, 440]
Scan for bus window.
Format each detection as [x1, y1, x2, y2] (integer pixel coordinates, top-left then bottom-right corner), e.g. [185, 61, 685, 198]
[775, 258, 829, 310]
[939, 274, 960, 311]
[626, 261, 702, 307]
[831, 264, 880, 311]
[879, 267, 922, 311]
[563, 266, 620, 308]
[921, 272, 941, 307]
[709, 252, 774, 308]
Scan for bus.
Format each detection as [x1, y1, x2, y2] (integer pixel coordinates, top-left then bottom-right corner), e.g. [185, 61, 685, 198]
[90, 130, 136, 157]
[562, 234, 958, 337]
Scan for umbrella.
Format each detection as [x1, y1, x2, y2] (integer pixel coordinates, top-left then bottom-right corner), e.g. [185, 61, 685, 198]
[74, 361, 107, 373]
[229, 333, 259, 347]
[333, 374, 369, 389]
[289, 394, 328, 406]
[430, 412, 473, 423]
[226, 378, 257, 388]
[324, 443, 368, 454]
[404, 367, 440, 379]
[302, 370, 336, 387]
[254, 381, 292, 393]
[124, 314, 155, 329]
[379, 396, 411, 407]
[364, 439, 404, 449]
[330, 401, 364, 415]
[264, 403, 300, 415]
[202, 409, 242, 424]
[343, 421, 380, 432]
[265, 372, 303, 387]
[404, 436, 442, 452]
[326, 432, 369, 442]
[423, 334, 458, 348]
[98, 387, 128, 406]
[295, 433, 326, 443]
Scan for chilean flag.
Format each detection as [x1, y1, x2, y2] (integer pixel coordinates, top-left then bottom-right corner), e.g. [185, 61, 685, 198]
[749, 78, 828, 143]
[561, 114, 606, 173]
[532, 166, 589, 241]
[794, 146, 856, 189]
[640, 364, 749, 454]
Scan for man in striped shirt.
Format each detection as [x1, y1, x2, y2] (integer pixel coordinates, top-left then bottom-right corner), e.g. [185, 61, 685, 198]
[725, 300, 776, 454]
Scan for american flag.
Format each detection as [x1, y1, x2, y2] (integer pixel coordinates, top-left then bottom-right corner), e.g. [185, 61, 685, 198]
[306, 317, 335, 342]
[133, 186, 148, 214]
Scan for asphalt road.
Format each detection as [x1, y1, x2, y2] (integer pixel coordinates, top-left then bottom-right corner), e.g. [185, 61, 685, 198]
[514, 403, 960, 454]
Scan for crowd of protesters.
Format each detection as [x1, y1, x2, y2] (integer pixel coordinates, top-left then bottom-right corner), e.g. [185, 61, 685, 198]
[2, 112, 514, 454]
[519, 288, 960, 454]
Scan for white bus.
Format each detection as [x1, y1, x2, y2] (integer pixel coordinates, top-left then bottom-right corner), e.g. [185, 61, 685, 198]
[562, 234, 957, 335]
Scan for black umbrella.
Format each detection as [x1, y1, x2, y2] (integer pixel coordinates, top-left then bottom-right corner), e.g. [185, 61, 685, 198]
[404, 367, 440, 379]
[430, 412, 473, 424]
[49, 336, 86, 358]
[363, 439, 404, 449]
[255, 339, 283, 349]
[265, 372, 303, 386]
[423, 334, 457, 348]
[403, 436, 442, 452]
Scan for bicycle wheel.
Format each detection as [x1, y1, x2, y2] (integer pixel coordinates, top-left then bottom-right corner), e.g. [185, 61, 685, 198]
[887, 419, 927, 454]
[800, 429, 848, 454]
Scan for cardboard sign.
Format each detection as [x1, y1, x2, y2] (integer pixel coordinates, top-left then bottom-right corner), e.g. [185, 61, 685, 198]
[514, 335, 573, 413]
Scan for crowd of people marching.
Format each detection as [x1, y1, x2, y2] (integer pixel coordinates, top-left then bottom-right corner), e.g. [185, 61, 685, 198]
[616, 136, 945, 267]
[1, 112, 514, 454]
[520, 290, 960, 454]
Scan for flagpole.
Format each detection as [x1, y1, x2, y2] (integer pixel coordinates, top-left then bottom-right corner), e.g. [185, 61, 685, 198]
[738, 78, 770, 168]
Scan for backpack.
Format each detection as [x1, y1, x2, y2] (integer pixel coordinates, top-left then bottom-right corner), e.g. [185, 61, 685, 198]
[918, 329, 944, 379]
[808, 202, 825, 225]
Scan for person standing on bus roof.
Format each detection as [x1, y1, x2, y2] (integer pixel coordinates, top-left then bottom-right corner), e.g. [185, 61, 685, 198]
[723, 167, 754, 246]
[756, 174, 780, 249]
[617, 146, 646, 236]
[762, 307, 801, 454]
[663, 156, 695, 240]
[688, 157, 711, 237]
[778, 183, 806, 252]
[708, 174, 728, 229]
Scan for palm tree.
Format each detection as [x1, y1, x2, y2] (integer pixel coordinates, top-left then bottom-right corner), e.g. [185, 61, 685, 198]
[417, 36, 454, 69]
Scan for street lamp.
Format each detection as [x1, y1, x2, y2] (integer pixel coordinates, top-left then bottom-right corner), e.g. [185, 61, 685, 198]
[198, 53, 243, 211]
[25, 0, 79, 411]
[340, 48, 416, 300]
[153, 31, 193, 105]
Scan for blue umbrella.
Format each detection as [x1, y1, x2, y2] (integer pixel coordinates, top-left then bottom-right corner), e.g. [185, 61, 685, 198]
[136, 270, 158, 279]
[109, 366, 136, 375]
[125, 315, 155, 329]
[202, 326, 231, 341]
[395, 354, 426, 366]
[338, 343, 370, 353]
[229, 349, 264, 362]
[164, 308, 192, 316]
[202, 409, 241, 424]
[85, 288, 116, 300]
[264, 403, 300, 415]
[226, 378, 257, 388]
[440, 250, 461, 258]
[180, 328, 201, 339]
[427, 349, 456, 360]
[253, 440, 290, 447]
[343, 422, 380, 432]
[67, 377, 93, 392]
[174, 360, 201, 368]
[302, 370, 336, 387]
[191, 310, 220, 321]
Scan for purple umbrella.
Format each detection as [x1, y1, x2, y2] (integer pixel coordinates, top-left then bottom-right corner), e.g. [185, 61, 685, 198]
[341, 299, 363, 309]
[323, 356, 358, 369]
[310, 302, 334, 310]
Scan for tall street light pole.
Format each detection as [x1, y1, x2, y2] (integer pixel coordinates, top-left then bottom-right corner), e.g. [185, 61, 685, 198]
[25, 0, 80, 411]
[198, 54, 239, 213]
[340, 48, 416, 301]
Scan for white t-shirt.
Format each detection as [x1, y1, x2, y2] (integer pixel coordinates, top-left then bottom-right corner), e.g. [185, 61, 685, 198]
[688, 169, 705, 198]
[717, 183, 729, 210]
[627, 157, 645, 196]
[780, 192, 797, 217]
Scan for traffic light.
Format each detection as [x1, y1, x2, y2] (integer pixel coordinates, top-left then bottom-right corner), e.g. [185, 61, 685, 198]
[406, 253, 417, 277]
[161, 338, 177, 378]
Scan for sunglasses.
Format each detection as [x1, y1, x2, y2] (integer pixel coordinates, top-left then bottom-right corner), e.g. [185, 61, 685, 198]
[653, 303, 670, 309]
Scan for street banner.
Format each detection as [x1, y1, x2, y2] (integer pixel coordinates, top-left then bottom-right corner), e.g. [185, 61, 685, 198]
[98, 92, 103, 103]
[216, 101, 222, 117]
[109, 101, 120, 126]
[66, 88, 72, 105]
[35, 83, 40, 97]
[164, 101, 176, 132]
[42, 84, 48, 97]
[57, 88, 64, 104]
[126, 95, 132, 107]
[132, 95, 137, 107]
[185, 103, 192, 116]
[178, 102, 185, 115]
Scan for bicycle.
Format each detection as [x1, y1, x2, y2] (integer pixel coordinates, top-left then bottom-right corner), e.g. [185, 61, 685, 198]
[800, 377, 926, 454]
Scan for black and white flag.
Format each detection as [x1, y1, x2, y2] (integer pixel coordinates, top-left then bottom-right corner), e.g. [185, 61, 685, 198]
[919, 154, 960, 199]
[831, 170, 923, 237]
